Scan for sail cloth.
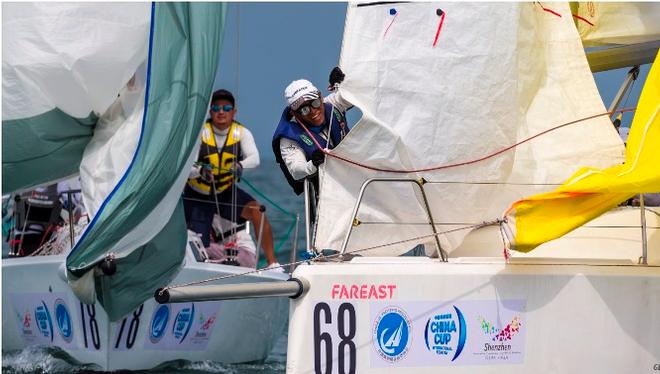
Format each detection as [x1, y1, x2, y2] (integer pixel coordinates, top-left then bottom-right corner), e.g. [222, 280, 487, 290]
[505, 51, 660, 252]
[573, 2, 660, 47]
[2, 3, 151, 192]
[2, 3, 225, 320]
[315, 3, 624, 256]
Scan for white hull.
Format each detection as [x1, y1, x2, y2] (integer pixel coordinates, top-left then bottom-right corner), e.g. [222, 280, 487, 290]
[2, 249, 289, 371]
[286, 207, 660, 373]
[287, 259, 660, 373]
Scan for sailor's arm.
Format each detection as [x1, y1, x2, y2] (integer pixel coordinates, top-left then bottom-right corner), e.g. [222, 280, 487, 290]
[239, 127, 260, 169]
[279, 138, 317, 180]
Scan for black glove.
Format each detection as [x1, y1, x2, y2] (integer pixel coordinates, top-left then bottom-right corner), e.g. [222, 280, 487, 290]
[200, 164, 214, 183]
[311, 150, 325, 167]
[231, 162, 243, 181]
[328, 66, 345, 90]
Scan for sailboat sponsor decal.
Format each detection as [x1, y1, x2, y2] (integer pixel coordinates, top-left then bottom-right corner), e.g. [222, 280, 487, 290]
[143, 302, 220, 351]
[331, 283, 396, 299]
[10, 293, 78, 348]
[35, 301, 54, 342]
[373, 306, 412, 363]
[149, 304, 170, 343]
[54, 299, 73, 343]
[424, 306, 466, 361]
[370, 300, 525, 368]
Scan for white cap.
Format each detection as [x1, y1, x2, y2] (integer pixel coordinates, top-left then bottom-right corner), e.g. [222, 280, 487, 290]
[285, 79, 321, 110]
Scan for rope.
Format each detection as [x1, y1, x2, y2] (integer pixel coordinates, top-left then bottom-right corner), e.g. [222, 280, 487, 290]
[302, 107, 636, 174]
[160, 219, 502, 293]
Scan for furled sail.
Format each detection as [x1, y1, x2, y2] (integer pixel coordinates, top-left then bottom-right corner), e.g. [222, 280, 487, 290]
[505, 51, 660, 252]
[2, 3, 226, 320]
[315, 2, 624, 256]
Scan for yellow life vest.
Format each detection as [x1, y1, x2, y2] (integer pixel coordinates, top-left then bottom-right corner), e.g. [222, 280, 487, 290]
[187, 120, 244, 194]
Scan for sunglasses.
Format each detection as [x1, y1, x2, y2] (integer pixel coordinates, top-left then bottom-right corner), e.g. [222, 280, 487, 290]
[210, 104, 234, 113]
[297, 98, 322, 116]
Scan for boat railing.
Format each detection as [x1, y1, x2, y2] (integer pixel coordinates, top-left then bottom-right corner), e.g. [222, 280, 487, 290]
[337, 177, 447, 261]
[323, 178, 654, 265]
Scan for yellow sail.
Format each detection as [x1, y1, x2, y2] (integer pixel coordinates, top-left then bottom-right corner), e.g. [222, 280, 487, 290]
[505, 50, 660, 252]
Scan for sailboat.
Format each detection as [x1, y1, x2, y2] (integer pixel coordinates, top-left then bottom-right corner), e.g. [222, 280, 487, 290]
[157, 2, 659, 373]
[2, 3, 289, 370]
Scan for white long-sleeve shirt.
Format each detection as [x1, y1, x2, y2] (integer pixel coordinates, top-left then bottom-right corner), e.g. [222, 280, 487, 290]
[279, 91, 352, 180]
[190, 123, 260, 178]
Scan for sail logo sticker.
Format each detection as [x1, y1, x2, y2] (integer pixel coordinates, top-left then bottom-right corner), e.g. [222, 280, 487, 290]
[299, 134, 314, 146]
[373, 306, 412, 362]
[34, 301, 54, 342]
[424, 306, 467, 361]
[172, 304, 195, 343]
[54, 299, 73, 343]
[149, 304, 170, 343]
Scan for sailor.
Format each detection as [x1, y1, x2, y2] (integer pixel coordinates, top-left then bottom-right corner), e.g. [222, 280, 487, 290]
[183, 89, 279, 268]
[272, 67, 352, 196]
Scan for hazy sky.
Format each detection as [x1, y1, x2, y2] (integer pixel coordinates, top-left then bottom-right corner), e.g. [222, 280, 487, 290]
[212, 3, 649, 160]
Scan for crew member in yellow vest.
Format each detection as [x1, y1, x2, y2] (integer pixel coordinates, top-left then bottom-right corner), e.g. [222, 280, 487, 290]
[183, 89, 278, 268]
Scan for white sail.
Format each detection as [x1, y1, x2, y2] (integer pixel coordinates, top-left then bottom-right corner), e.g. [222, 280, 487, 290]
[574, 2, 660, 47]
[315, 2, 624, 256]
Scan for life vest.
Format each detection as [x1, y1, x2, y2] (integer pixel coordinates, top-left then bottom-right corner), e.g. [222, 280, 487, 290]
[272, 103, 349, 195]
[188, 120, 244, 195]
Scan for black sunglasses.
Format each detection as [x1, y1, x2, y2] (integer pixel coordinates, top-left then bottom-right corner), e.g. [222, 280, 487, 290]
[297, 98, 322, 116]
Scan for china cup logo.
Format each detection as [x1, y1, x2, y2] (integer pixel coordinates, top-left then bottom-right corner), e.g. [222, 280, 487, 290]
[424, 306, 466, 361]
[172, 304, 195, 343]
[373, 306, 412, 362]
[149, 304, 170, 343]
[34, 301, 54, 342]
[54, 299, 73, 343]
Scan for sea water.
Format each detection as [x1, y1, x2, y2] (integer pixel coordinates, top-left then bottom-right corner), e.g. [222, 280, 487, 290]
[2, 161, 303, 374]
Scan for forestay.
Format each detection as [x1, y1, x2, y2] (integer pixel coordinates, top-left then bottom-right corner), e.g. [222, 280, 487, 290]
[315, 2, 623, 256]
[2, 3, 226, 320]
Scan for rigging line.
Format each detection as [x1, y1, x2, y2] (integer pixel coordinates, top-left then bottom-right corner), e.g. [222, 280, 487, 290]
[205, 139, 225, 243]
[239, 177, 296, 217]
[357, 221, 496, 226]
[425, 180, 562, 186]
[235, 3, 240, 98]
[304, 107, 636, 174]
[161, 220, 500, 291]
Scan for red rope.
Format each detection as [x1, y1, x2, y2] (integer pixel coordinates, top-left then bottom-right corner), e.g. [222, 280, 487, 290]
[572, 14, 594, 26]
[536, 2, 562, 18]
[306, 107, 635, 174]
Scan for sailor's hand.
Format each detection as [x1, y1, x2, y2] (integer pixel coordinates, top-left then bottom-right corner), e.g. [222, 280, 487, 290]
[311, 150, 325, 167]
[231, 162, 243, 181]
[200, 165, 214, 183]
[328, 66, 345, 91]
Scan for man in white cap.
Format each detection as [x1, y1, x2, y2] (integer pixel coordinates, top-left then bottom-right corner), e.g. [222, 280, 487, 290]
[272, 67, 353, 195]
